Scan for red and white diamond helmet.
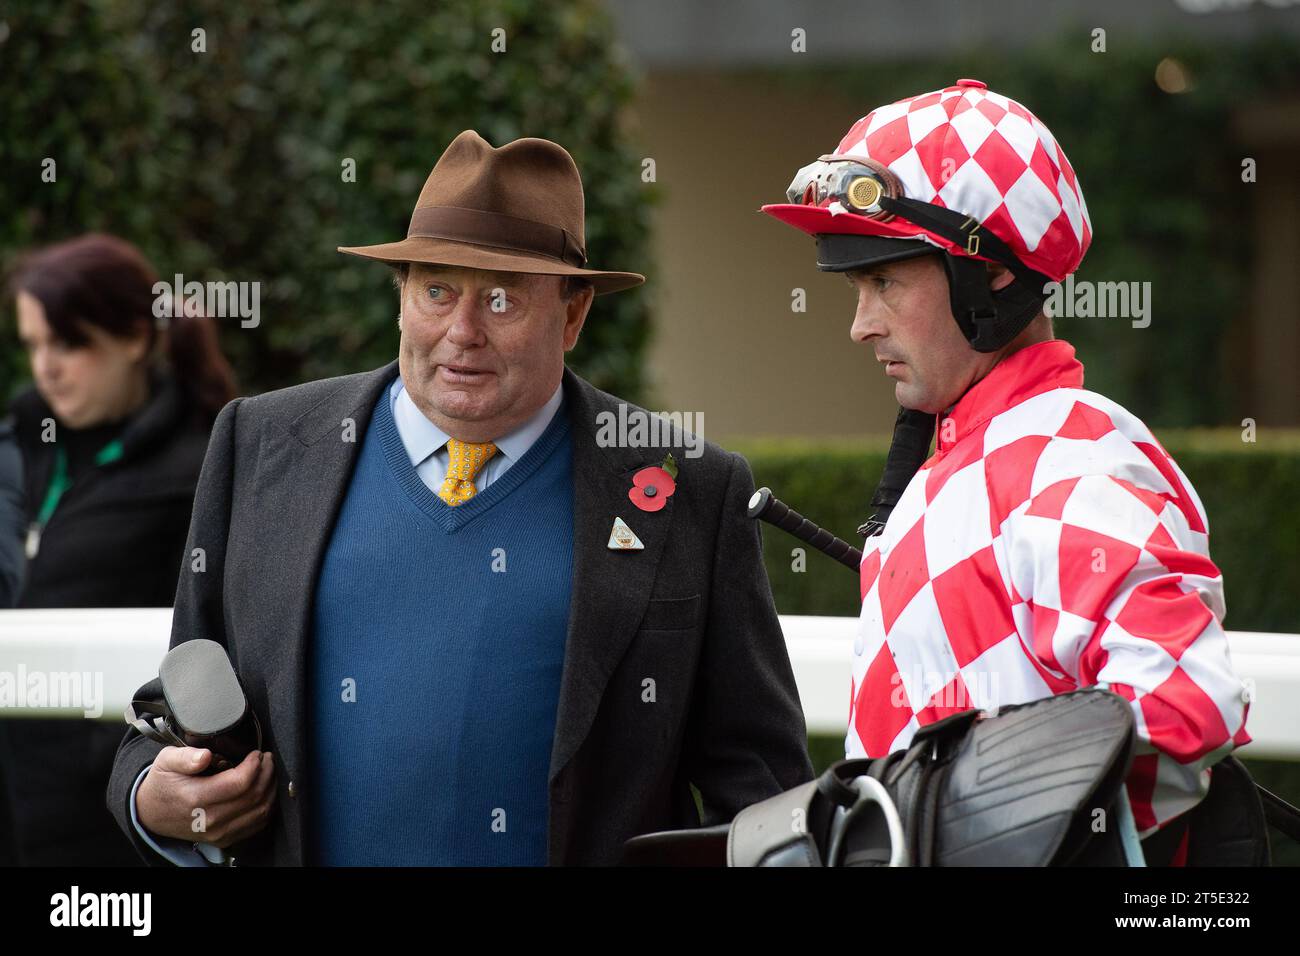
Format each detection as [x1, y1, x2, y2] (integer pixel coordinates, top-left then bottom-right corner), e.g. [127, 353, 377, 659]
[762, 79, 1092, 283]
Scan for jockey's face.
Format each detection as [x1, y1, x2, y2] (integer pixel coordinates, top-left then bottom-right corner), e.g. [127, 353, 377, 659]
[846, 254, 1017, 415]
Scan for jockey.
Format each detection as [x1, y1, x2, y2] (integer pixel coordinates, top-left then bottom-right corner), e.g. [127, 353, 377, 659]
[762, 79, 1251, 859]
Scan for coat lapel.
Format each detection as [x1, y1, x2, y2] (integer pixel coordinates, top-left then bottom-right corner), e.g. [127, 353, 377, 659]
[548, 368, 678, 783]
[249, 359, 399, 861]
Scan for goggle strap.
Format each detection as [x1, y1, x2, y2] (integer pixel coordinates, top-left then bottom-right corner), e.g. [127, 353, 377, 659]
[879, 196, 1044, 289]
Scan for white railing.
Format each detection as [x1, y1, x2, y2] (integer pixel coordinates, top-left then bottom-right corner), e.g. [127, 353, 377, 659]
[1, 609, 1297, 759]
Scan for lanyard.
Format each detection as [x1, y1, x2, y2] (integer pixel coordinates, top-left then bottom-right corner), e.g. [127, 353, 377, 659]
[25, 438, 125, 559]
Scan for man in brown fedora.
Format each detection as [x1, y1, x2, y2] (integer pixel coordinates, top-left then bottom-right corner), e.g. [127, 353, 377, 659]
[107, 131, 812, 866]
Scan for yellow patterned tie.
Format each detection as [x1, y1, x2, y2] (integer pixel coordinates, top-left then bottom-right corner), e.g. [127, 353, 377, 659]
[438, 439, 498, 506]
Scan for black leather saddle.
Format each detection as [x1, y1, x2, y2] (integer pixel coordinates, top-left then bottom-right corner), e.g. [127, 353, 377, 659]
[625, 688, 1140, 866]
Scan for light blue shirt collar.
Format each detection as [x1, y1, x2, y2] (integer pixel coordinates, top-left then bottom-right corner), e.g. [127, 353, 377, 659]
[388, 373, 564, 469]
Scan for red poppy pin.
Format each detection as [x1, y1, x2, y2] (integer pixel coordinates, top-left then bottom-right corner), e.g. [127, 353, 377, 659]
[628, 454, 678, 513]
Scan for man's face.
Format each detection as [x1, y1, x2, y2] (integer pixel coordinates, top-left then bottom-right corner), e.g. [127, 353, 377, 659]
[846, 255, 1003, 414]
[397, 263, 593, 441]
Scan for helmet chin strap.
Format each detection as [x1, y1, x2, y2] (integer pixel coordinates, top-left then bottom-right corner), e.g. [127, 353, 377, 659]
[940, 253, 1048, 353]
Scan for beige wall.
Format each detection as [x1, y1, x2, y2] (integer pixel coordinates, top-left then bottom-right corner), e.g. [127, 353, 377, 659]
[631, 71, 904, 441]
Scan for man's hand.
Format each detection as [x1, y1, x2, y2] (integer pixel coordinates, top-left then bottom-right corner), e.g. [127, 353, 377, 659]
[136, 747, 276, 848]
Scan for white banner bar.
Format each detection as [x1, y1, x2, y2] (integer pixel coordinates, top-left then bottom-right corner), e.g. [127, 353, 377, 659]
[0, 609, 1296, 759]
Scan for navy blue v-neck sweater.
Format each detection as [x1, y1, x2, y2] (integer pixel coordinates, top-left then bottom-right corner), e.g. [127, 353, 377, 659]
[307, 385, 574, 865]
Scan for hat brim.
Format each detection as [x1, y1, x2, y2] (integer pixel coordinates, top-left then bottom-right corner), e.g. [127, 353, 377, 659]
[337, 236, 645, 295]
[814, 233, 940, 273]
[761, 201, 926, 241]
[763, 202, 973, 271]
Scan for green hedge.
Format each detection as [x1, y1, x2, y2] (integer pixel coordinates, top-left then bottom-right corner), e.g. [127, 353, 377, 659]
[733, 428, 1300, 633]
[1, 0, 655, 404]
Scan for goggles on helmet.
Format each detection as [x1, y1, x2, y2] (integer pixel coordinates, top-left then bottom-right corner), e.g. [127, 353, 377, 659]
[785, 154, 904, 221]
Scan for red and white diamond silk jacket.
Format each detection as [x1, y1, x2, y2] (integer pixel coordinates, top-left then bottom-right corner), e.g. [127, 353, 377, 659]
[847, 340, 1251, 836]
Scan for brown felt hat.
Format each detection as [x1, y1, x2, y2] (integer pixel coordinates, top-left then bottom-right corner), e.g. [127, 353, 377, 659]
[338, 130, 645, 295]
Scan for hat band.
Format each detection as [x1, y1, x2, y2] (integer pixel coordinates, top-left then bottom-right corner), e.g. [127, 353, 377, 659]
[406, 206, 587, 267]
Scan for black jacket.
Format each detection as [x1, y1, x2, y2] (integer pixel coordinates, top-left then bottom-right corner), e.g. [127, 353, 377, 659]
[107, 361, 813, 865]
[0, 368, 212, 865]
[0, 420, 22, 608]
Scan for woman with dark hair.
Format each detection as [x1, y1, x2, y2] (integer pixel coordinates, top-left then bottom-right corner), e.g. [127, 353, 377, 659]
[0, 232, 236, 865]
